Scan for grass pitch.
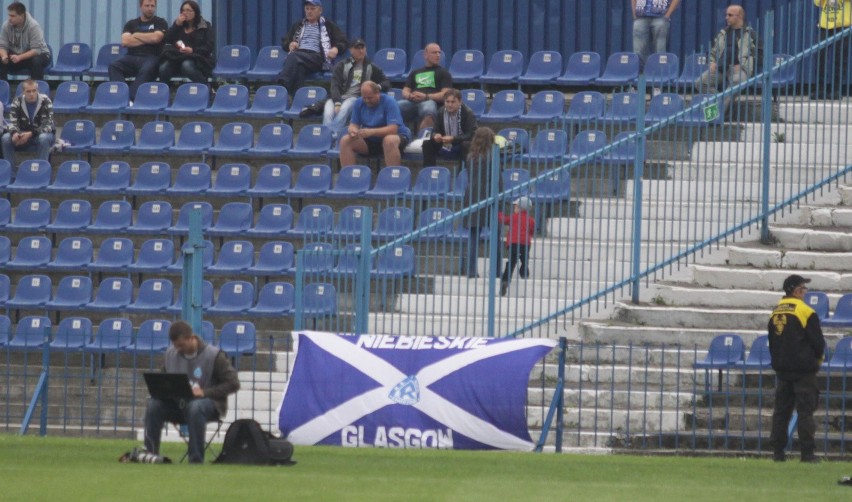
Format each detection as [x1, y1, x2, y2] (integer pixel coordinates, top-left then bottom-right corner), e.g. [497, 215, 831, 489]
[1, 434, 849, 501]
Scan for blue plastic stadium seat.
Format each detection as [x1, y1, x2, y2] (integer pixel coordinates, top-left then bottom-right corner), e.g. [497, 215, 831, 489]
[679, 94, 723, 127]
[247, 241, 295, 276]
[568, 130, 608, 162]
[126, 279, 174, 314]
[502, 167, 531, 195]
[601, 91, 641, 127]
[47, 237, 93, 271]
[86, 278, 133, 312]
[128, 201, 173, 235]
[87, 43, 126, 79]
[281, 86, 328, 121]
[246, 203, 294, 237]
[7, 275, 52, 309]
[6, 199, 50, 232]
[125, 82, 170, 117]
[602, 131, 639, 165]
[289, 124, 333, 158]
[517, 129, 569, 163]
[90, 120, 136, 155]
[803, 291, 830, 321]
[212, 45, 251, 80]
[301, 283, 337, 318]
[823, 293, 852, 327]
[205, 84, 249, 116]
[594, 52, 640, 87]
[46, 275, 92, 311]
[326, 164, 371, 198]
[643, 52, 680, 87]
[169, 122, 214, 156]
[408, 166, 452, 199]
[208, 202, 254, 237]
[209, 123, 253, 157]
[373, 206, 414, 240]
[86, 160, 131, 194]
[734, 335, 772, 370]
[127, 161, 172, 195]
[248, 282, 295, 317]
[166, 162, 212, 195]
[556, 51, 601, 86]
[288, 205, 334, 238]
[168, 202, 214, 235]
[693, 334, 746, 369]
[127, 238, 175, 274]
[129, 121, 175, 154]
[52, 81, 90, 113]
[480, 50, 524, 86]
[84, 318, 133, 352]
[208, 240, 254, 274]
[126, 319, 172, 353]
[45, 199, 92, 234]
[8, 316, 52, 350]
[298, 242, 335, 275]
[87, 200, 132, 233]
[58, 118, 96, 157]
[168, 280, 213, 314]
[564, 90, 605, 123]
[415, 207, 453, 240]
[0, 272, 8, 302]
[461, 89, 487, 117]
[165, 83, 210, 116]
[448, 49, 485, 84]
[675, 53, 709, 90]
[0, 201, 8, 231]
[207, 281, 254, 316]
[7, 159, 51, 193]
[519, 50, 563, 86]
[207, 163, 251, 196]
[46, 42, 92, 77]
[88, 238, 134, 273]
[247, 124, 293, 157]
[244, 85, 288, 119]
[287, 164, 332, 198]
[765, 54, 797, 88]
[645, 92, 686, 125]
[823, 337, 852, 371]
[217, 321, 257, 355]
[373, 245, 416, 279]
[331, 205, 370, 240]
[50, 317, 93, 351]
[373, 48, 407, 81]
[85, 81, 129, 114]
[518, 90, 565, 124]
[245, 45, 286, 81]
[496, 128, 530, 159]
[47, 160, 91, 193]
[329, 243, 365, 278]
[479, 89, 525, 123]
[364, 165, 410, 199]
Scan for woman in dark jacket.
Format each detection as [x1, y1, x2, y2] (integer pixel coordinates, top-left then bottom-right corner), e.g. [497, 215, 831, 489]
[463, 126, 497, 278]
[158, 0, 215, 84]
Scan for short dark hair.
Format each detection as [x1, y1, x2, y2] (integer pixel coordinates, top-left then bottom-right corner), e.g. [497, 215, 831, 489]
[7, 2, 26, 15]
[444, 88, 461, 101]
[168, 320, 194, 342]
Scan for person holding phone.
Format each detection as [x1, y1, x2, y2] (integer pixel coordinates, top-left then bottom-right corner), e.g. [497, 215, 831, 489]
[158, 0, 215, 84]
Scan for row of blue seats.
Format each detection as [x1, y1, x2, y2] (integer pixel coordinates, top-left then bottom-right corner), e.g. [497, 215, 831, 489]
[0, 316, 261, 355]
[40, 42, 789, 89]
[804, 291, 852, 328]
[0, 273, 347, 320]
[0, 234, 420, 277]
[694, 333, 852, 373]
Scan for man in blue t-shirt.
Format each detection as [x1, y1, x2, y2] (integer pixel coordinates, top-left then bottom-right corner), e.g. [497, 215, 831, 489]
[631, 0, 680, 69]
[339, 81, 411, 169]
[108, 0, 168, 100]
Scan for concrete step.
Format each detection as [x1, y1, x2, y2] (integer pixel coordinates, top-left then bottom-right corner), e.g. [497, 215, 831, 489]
[576, 198, 763, 223]
[544, 217, 740, 244]
[689, 141, 852, 165]
[530, 387, 696, 411]
[798, 206, 852, 227]
[777, 101, 852, 125]
[726, 244, 852, 273]
[663, 161, 847, 182]
[690, 264, 852, 292]
[769, 225, 852, 252]
[624, 179, 806, 203]
[579, 321, 766, 347]
[739, 123, 852, 144]
[367, 312, 565, 339]
[612, 302, 770, 330]
[394, 293, 569, 317]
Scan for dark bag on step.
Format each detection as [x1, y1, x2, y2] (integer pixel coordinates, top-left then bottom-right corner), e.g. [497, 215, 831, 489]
[214, 419, 295, 466]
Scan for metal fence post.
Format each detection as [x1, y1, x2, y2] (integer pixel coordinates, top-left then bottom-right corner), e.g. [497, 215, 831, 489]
[294, 253, 305, 331]
[181, 208, 204, 334]
[760, 10, 775, 244]
[355, 207, 373, 335]
[487, 144, 501, 338]
[630, 76, 647, 303]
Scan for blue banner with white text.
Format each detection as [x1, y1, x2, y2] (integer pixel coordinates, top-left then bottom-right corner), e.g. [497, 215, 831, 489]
[278, 332, 557, 450]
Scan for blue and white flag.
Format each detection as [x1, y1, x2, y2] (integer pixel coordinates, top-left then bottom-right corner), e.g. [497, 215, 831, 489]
[278, 331, 557, 450]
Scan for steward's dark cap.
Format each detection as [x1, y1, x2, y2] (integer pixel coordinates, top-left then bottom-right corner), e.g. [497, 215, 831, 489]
[783, 274, 811, 295]
[349, 38, 366, 48]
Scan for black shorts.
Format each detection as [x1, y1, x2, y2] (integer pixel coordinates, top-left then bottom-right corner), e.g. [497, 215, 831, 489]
[365, 135, 410, 157]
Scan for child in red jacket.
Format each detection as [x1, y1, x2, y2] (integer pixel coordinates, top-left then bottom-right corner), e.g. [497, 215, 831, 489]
[498, 196, 535, 296]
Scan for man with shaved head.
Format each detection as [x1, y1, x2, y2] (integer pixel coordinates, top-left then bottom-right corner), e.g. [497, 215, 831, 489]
[398, 42, 453, 133]
[695, 5, 759, 109]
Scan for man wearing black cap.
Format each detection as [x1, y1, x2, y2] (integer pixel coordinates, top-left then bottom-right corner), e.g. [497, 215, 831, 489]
[278, 0, 347, 96]
[323, 38, 390, 138]
[768, 274, 826, 463]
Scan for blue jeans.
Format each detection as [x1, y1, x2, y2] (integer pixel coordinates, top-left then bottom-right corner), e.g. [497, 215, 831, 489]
[108, 54, 160, 99]
[2, 131, 54, 172]
[397, 98, 438, 125]
[144, 397, 220, 464]
[323, 96, 357, 137]
[632, 16, 671, 69]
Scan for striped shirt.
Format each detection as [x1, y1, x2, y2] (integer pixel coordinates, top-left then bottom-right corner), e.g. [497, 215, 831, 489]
[299, 22, 321, 53]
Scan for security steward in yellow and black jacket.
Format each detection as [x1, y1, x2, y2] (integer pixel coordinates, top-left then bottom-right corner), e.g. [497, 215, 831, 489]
[768, 274, 826, 463]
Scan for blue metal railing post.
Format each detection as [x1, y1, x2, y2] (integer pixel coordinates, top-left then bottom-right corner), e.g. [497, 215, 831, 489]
[355, 207, 373, 335]
[181, 209, 204, 334]
[630, 76, 647, 303]
[19, 326, 51, 436]
[555, 337, 566, 453]
[760, 11, 775, 244]
[294, 253, 305, 331]
[487, 144, 500, 338]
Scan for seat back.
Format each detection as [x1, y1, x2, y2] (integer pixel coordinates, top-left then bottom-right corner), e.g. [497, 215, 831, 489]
[91, 200, 132, 231]
[213, 240, 254, 269]
[292, 164, 332, 192]
[135, 121, 176, 150]
[59, 119, 95, 148]
[11, 199, 51, 228]
[213, 45, 251, 76]
[448, 49, 485, 80]
[211, 163, 251, 194]
[643, 52, 680, 84]
[172, 202, 214, 232]
[570, 130, 608, 158]
[130, 82, 170, 111]
[743, 335, 771, 366]
[11, 274, 52, 305]
[90, 318, 133, 350]
[252, 164, 292, 195]
[293, 205, 334, 235]
[375, 245, 416, 276]
[565, 91, 605, 121]
[526, 90, 566, 119]
[375, 206, 414, 238]
[130, 161, 172, 193]
[252, 124, 293, 155]
[167, 83, 210, 112]
[334, 205, 369, 236]
[11, 316, 52, 348]
[254, 282, 295, 313]
[770, 53, 796, 85]
[174, 122, 215, 150]
[91, 278, 133, 307]
[133, 200, 173, 232]
[300, 242, 335, 273]
[9, 159, 52, 190]
[302, 283, 337, 316]
[52, 317, 93, 349]
[91, 238, 134, 270]
[207, 84, 249, 113]
[212, 203, 254, 233]
[247, 45, 286, 78]
[91, 160, 132, 191]
[247, 85, 288, 115]
[483, 50, 523, 80]
[171, 162, 212, 192]
[497, 128, 530, 154]
[521, 50, 563, 81]
[502, 167, 531, 194]
[484, 90, 525, 118]
[214, 123, 253, 152]
[828, 337, 852, 367]
[461, 89, 487, 116]
[561, 51, 601, 82]
[90, 43, 125, 76]
[599, 52, 640, 82]
[95, 120, 136, 151]
[52, 237, 93, 268]
[529, 129, 568, 157]
[213, 281, 255, 311]
[373, 48, 407, 78]
[646, 92, 685, 122]
[253, 241, 295, 273]
[52, 42, 92, 71]
[288, 86, 328, 114]
[217, 321, 257, 354]
[803, 291, 830, 320]
[292, 125, 333, 154]
[133, 319, 172, 352]
[89, 81, 129, 109]
[531, 169, 571, 199]
[51, 160, 90, 192]
[250, 204, 292, 235]
[830, 293, 852, 322]
[134, 238, 176, 269]
[701, 334, 745, 366]
[369, 165, 411, 197]
[417, 207, 453, 238]
[53, 81, 90, 111]
[50, 275, 93, 307]
[48, 199, 92, 231]
[133, 279, 174, 310]
[411, 166, 452, 194]
[331, 165, 371, 195]
[604, 91, 641, 121]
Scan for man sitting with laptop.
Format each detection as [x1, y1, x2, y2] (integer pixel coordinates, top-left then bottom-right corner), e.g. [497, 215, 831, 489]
[143, 320, 240, 464]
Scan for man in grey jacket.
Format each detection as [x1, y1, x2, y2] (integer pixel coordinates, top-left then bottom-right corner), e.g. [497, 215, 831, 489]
[695, 4, 758, 109]
[143, 320, 240, 464]
[1, 79, 54, 170]
[0, 2, 50, 81]
[323, 38, 390, 138]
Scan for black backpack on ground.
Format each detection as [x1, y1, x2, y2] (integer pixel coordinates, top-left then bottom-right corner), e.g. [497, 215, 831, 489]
[214, 419, 296, 466]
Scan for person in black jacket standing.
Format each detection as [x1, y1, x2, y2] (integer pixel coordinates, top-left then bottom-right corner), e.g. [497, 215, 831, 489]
[768, 274, 826, 463]
[422, 88, 477, 167]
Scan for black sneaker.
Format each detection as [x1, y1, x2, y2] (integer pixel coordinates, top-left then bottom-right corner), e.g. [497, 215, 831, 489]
[500, 280, 508, 297]
[800, 454, 821, 464]
[773, 451, 786, 462]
